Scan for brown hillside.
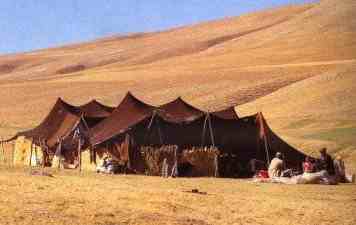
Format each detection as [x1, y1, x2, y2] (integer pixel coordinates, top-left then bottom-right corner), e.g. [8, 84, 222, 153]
[0, 0, 355, 169]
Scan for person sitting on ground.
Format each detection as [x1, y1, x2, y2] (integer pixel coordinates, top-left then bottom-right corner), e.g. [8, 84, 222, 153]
[96, 156, 110, 173]
[333, 155, 355, 183]
[268, 152, 284, 178]
[249, 158, 267, 177]
[318, 148, 335, 176]
[303, 156, 315, 173]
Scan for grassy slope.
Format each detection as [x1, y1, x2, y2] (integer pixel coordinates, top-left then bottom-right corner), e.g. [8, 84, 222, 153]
[0, 0, 355, 167]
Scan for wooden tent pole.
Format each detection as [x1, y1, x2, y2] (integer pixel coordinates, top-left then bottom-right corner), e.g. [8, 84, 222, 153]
[1, 138, 6, 165]
[264, 135, 270, 166]
[144, 111, 156, 146]
[258, 113, 270, 166]
[214, 153, 219, 178]
[80, 115, 94, 165]
[11, 141, 15, 167]
[0, 137, 4, 164]
[78, 137, 82, 172]
[39, 138, 45, 174]
[57, 138, 62, 169]
[29, 141, 33, 174]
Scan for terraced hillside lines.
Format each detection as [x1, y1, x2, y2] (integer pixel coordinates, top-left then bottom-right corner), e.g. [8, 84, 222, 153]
[0, 0, 355, 170]
[0, 3, 313, 81]
[238, 61, 356, 173]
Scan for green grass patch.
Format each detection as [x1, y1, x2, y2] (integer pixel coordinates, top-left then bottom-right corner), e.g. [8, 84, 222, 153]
[285, 118, 316, 129]
[303, 126, 356, 146]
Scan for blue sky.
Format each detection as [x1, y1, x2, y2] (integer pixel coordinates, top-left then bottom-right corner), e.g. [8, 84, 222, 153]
[0, 0, 314, 54]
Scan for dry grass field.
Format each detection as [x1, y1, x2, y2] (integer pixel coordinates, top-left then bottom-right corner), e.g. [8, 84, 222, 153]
[1, 0, 356, 224]
[0, 167, 355, 225]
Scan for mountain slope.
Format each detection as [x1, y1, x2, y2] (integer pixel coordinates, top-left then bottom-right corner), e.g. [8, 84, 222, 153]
[0, 0, 355, 170]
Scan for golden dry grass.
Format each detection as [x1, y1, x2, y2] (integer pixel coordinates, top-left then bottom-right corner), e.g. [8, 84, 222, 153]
[0, 1, 356, 223]
[0, 167, 355, 225]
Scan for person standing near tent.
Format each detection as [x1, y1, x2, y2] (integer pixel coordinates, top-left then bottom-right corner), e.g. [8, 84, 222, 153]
[268, 152, 284, 178]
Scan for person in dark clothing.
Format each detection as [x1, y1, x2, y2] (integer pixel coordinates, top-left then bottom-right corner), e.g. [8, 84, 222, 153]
[318, 148, 335, 175]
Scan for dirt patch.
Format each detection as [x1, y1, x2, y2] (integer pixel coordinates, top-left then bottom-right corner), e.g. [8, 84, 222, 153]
[57, 64, 86, 74]
[0, 64, 17, 74]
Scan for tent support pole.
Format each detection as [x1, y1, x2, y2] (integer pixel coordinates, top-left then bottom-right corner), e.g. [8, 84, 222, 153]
[263, 135, 270, 166]
[201, 114, 208, 147]
[29, 141, 33, 174]
[39, 139, 46, 175]
[57, 139, 62, 169]
[214, 153, 219, 178]
[0, 137, 4, 164]
[78, 137, 82, 172]
[208, 114, 215, 147]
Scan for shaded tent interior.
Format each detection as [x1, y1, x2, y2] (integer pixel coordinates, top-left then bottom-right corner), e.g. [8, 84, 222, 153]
[90, 92, 306, 178]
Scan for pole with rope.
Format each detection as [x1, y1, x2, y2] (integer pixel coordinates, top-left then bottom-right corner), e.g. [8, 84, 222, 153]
[207, 113, 215, 147]
[201, 113, 208, 147]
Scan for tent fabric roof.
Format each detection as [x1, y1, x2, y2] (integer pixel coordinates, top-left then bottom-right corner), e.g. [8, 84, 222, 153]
[79, 100, 114, 118]
[90, 92, 155, 146]
[16, 98, 82, 147]
[158, 97, 205, 123]
[211, 107, 239, 120]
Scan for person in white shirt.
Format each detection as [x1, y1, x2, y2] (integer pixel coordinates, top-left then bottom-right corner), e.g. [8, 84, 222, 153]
[268, 152, 284, 178]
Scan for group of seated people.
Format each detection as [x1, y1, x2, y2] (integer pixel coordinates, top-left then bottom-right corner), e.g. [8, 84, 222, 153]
[256, 148, 355, 184]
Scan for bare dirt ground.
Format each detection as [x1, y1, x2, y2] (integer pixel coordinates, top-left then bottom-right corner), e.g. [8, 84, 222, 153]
[0, 167, 355, 225]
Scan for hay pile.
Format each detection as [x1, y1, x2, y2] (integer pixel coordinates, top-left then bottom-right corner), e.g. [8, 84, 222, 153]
[141, 145, 178, 176]
[180, 146, 219, 177]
